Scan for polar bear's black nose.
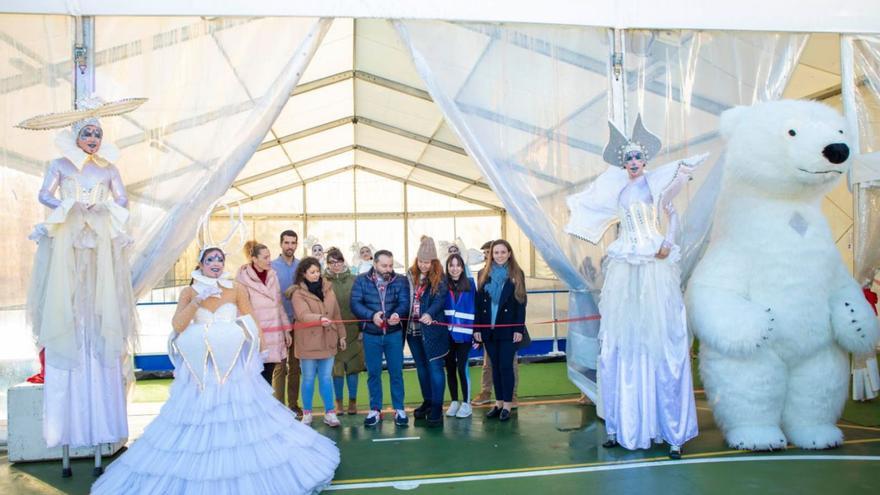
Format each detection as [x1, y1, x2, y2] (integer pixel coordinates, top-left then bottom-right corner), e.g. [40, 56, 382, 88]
[822, 143, 849, 164]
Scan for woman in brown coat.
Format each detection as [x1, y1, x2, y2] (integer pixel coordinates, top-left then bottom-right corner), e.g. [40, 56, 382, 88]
[289, 257, 347, 427]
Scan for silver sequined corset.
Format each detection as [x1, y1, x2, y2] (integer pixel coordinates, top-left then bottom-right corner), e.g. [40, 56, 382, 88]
[58, 177, 110, 206]
[618, 202, 663, 249]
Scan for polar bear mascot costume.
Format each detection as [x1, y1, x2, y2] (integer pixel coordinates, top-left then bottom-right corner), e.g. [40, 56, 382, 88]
[686, 100, 880, 451]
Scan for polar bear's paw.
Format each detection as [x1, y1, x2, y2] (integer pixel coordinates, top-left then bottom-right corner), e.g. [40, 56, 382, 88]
[785, 424, 844, 450]
[831, 296, 880, 354]
[725, 425, 787, 451]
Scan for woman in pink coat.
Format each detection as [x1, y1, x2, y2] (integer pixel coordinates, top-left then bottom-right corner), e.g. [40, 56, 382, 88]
[237, 241, 292, 398]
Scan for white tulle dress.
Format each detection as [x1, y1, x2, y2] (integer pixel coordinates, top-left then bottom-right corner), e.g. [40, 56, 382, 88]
[92, 281, 340, 495]
[567, 160, 700, 450]
[598, 175, 697, 450]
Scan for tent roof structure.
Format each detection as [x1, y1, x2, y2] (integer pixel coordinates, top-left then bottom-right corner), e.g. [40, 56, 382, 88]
[4, 0, 880, 34]
[0, 17, 847, 217]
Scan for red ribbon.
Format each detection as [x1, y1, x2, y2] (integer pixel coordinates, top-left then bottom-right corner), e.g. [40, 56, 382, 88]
[260, 314, 600, 332]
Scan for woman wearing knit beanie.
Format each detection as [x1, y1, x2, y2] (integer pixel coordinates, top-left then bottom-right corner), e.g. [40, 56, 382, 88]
[406, 236, 450, 426]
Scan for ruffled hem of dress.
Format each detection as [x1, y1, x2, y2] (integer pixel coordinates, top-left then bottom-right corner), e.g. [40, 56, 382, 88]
[91, 372, 339, 494]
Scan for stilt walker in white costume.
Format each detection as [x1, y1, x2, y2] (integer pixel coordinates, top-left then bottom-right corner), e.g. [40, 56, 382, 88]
[91, 207, 340, 495]
[565, 116, 707, 459]
[19, 96, 145, 477]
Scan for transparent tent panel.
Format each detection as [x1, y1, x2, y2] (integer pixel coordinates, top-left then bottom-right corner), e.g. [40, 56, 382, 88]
[355, 218, 405, 264]
[418, 145, 481, 180]
[306, 170, 355, 213]
[431, 120, 463, 145]
[354, 169, 404, 212]
[296, 150, 355, 180]
[354, 79, 443, 138]
[272, 79, 353, 137]
[238, 185, 304, 215]
[279, 122, 354, 164]
[354, 150, 413, 177]
[236, 169, 302, 197]
[307, 219, 356, 258]
[406, 184, 490, 212]
[406, 169, 473, 194]
[354, 120, 428, 161]
[354, 19, 430, 92]
[236, 146, 293, 180]
[210, 17, 320, 96]
[299, 17, 353, 85]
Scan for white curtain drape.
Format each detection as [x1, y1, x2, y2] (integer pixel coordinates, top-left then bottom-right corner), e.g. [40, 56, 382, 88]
[127, 18, 331, 296]
[395, 20, 806, 400]
[0, 16, 329, 419]
[844, 34, 880, 401]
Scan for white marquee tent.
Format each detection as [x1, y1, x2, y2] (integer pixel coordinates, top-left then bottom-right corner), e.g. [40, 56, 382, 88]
[1, 1, 879, 407]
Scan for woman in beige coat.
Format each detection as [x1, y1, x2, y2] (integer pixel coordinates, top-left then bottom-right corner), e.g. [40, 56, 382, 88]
[289, 257, 347, 427]
[237, 241, 291, 394]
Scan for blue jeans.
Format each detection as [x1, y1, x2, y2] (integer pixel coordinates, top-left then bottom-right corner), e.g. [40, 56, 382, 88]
[407, 333, 447, 418]
[334, 373, 359, 401]
[300, 357, 335, 413]
[363, 332, 405, 411]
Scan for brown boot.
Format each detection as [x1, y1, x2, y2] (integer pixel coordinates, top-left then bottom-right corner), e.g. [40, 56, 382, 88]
[335, 400, 344, 415]
[348, 399, 358, 415]
[291, 404, 303, 419]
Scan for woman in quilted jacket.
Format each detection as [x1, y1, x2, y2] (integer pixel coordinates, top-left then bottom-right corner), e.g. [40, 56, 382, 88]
[237, 241, 292, 395]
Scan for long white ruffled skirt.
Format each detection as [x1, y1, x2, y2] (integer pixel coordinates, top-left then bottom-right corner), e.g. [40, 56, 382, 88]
[91, 337, 340, 495]
[597, 256, 698, 450]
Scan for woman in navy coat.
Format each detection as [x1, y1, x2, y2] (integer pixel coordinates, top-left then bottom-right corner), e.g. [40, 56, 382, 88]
[473, 239, 527, 422]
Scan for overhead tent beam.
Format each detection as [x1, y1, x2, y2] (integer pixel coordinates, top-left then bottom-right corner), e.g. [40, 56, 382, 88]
[355, 145, 490, 190]
[355, 116, 465, 155]
[218, 210, 500, 221]
[352, 165, 502, 211]
[219, 164, 357, 210]
[5, 0, 879, 33]
[233, 145, 355, 187]
[1, 17, 259, 95]
[225, 162, 502, 212]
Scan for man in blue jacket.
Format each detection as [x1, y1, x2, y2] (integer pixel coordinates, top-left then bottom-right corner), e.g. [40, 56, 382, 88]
[350, 249, 411, 427]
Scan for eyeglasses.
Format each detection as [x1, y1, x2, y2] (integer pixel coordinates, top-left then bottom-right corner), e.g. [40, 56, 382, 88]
[624, 151, 644, 162]
[329, 259, 345, 265]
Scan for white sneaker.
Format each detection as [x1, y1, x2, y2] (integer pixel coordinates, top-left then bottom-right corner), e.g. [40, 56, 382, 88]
[301, 411, 313, 425]
[455, 402, 473, 418]
[446, 401, 461, 417]
[324, 412, 341, 427]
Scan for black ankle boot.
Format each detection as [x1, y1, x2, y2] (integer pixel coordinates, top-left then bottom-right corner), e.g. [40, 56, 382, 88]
[413, 401, 431, 419]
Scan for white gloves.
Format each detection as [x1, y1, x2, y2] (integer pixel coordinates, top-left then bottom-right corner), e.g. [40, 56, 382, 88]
[193, 284, 223, 304]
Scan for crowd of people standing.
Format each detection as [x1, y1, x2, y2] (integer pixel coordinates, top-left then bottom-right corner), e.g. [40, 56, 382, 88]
[237, 230, 530, 428]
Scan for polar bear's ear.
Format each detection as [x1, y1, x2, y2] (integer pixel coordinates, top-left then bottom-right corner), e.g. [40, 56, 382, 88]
[720, 105, 749, 140]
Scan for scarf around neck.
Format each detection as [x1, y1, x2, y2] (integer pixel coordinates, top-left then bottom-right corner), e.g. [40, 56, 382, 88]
[305, 279, 324, 301]
[485, 263, 508, 302]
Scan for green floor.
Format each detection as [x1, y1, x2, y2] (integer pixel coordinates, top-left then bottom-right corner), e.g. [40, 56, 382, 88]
[131, 360, 583, 406]
[3, 362, 880, 495]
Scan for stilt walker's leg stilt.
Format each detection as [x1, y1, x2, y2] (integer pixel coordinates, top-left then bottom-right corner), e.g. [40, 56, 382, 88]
[61, 445, 72, 478]
[93, 444, 104, 476]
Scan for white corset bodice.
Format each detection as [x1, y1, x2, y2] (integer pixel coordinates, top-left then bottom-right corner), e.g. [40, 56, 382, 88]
[194, 303, 238, 325]
[59, 176, 111, 206]
[618, 202, 664, 250]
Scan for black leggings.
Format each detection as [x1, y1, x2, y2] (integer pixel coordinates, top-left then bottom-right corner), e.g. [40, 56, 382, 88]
[444, 342, 472, 401]
[261, 362, 276, 384]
